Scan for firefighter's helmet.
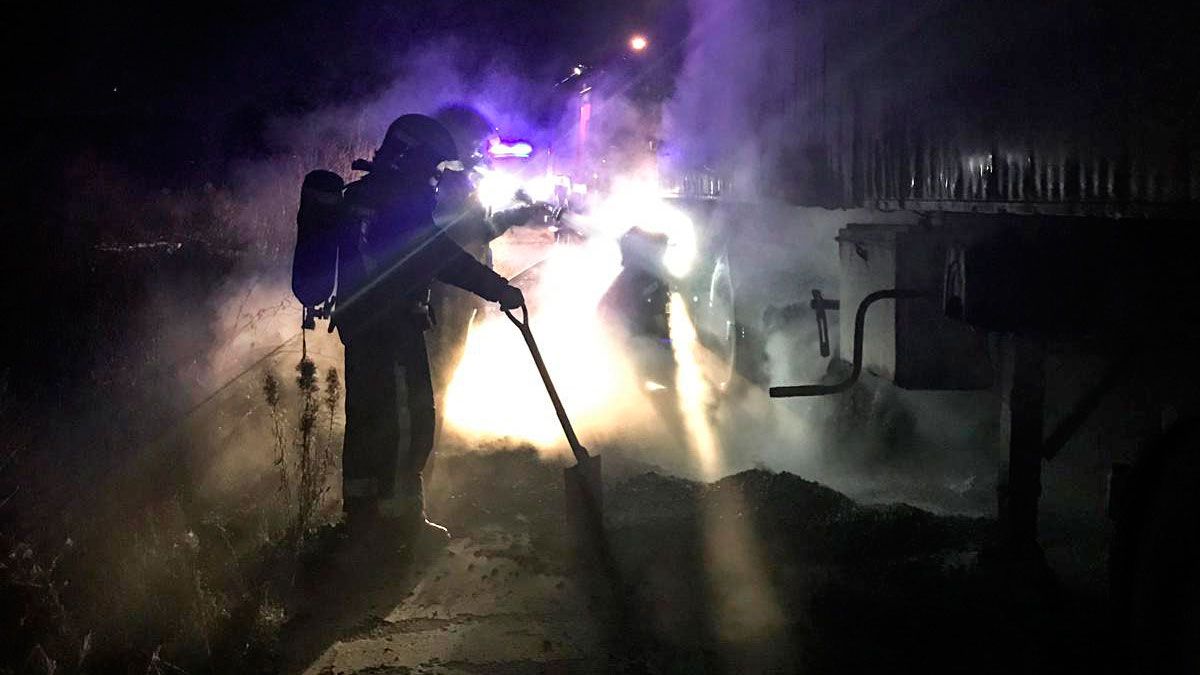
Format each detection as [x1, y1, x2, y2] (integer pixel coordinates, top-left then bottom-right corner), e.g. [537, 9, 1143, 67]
[375, 114, 460, 167]
[434, 104, 496, 165]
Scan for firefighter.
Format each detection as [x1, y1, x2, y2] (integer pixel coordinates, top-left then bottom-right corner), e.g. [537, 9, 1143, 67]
[599, 226, 671, 341]
[426, 104, 547, 445]
[333, 113, 524, 547]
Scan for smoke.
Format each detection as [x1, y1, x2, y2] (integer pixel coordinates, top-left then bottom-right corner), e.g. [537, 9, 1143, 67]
[38, 16, 998, 523]
[1, 11, 1001, 665]
[662, 0, 774, 182]
[0, 38, 587, 529]
[173, 41, 587, 501]
[652, 0, 1000, 511]
[43, 34, 695, 517]
[155, 13, 1001, 517]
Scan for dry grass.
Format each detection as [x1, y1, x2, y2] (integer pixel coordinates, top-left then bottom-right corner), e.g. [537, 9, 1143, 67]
[1, 355, 344, 673]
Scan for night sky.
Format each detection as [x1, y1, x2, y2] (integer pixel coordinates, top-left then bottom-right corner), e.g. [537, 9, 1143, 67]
[14, 0, 688, 182]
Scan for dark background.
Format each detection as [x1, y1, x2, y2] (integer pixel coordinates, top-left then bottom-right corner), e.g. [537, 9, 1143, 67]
[2, 0, 690, 426]
[10, 0, 688, 180]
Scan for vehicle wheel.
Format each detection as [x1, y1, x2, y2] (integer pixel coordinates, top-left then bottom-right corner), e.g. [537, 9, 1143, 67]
[696, 249, 738, 392]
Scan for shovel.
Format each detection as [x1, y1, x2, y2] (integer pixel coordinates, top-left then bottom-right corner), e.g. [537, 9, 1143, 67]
[504, 305, 604, 542]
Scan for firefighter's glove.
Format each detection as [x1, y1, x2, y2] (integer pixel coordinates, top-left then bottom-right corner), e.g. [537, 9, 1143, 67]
[498, 285, 525, 311]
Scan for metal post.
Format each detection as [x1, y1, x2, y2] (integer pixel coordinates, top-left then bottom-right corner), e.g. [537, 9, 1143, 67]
[998, 333, 1046, 554]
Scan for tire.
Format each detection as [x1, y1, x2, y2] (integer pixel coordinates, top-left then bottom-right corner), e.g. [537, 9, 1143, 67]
[696, 249, 738, 392]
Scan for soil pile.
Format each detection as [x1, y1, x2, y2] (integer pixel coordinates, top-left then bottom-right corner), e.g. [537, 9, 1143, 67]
[281, 447, 1106, 674]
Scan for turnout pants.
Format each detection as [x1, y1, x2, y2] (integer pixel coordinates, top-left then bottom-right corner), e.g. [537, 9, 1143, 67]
[341, 323, 436, 518]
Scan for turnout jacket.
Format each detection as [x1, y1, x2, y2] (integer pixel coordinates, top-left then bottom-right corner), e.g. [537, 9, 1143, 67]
[333, 168, 512, 336]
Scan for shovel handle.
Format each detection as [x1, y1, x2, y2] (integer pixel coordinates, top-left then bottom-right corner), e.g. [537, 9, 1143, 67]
[504, 305, 591, 464]
[504, 304, 530, 329]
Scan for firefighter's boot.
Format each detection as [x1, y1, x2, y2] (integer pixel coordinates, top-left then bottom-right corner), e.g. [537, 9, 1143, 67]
[342, 497, 381, 540]
[379, 474, 450, 553]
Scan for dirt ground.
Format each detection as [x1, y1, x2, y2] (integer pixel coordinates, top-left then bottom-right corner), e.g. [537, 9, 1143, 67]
[279, 446, 1110, 675]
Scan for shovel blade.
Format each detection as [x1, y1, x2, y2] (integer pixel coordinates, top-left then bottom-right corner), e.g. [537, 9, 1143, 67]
[564, 453, 604, 560]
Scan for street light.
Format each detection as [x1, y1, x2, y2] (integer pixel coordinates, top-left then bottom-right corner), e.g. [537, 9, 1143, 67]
[629, 34, 648, 52]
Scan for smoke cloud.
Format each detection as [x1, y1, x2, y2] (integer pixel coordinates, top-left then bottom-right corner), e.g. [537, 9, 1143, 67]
[655, 0, 1000, 512]
[40, 21, 1000, 524]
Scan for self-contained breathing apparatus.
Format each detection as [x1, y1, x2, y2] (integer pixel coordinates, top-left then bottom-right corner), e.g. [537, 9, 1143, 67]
[292, 169, 344, 330]
[290, 114, 468, 332]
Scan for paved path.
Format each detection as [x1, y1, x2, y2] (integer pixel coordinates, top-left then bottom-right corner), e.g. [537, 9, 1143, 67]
[296, 528, 604, 674]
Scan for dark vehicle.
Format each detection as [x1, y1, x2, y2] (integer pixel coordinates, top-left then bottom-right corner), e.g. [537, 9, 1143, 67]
[743, 1, 1199, 669]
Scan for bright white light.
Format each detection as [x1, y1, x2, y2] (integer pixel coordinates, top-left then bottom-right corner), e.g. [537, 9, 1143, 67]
[487, 137, 534, 159]
[660, 214, 697, 278]
[669, 292, 721, 479]
[474, 166, 523, 212]
[524, 173, 558, 203]
[442, 167, 709, 458]
[630, 35, 648, 51]
[586, 176, 698, 278]
[443, 240, 634, 450]
[474, 167, 572, 212]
